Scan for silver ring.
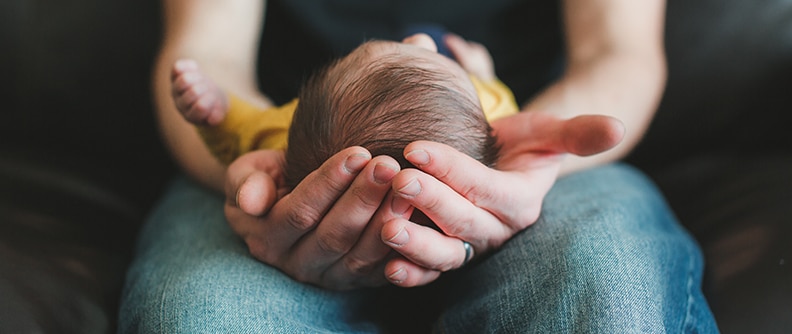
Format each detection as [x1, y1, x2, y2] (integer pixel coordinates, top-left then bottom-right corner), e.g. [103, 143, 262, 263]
[462, 240, 474, 266]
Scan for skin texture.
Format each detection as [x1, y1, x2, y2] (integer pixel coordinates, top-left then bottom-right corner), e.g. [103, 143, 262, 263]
[156, 0, 664, 289]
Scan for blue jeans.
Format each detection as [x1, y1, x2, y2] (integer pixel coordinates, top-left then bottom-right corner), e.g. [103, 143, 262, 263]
[119, 164, 718, 333]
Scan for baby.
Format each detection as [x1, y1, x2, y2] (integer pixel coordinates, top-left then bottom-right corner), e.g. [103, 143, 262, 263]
[172, 33, 519, 188]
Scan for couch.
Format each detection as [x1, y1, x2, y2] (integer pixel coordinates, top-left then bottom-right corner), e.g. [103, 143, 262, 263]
[1, 0, 789, 333]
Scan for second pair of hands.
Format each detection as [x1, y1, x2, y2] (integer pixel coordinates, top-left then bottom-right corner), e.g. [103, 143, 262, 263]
[224, 110, 624, 291]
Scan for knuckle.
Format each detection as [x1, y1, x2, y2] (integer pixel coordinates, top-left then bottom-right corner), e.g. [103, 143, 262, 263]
[284, 203, 321, 231]
[459, 185, 484, 205]
[433, 258, 458, 272]
[444, 216, 472, 237]
[315, 232, 349, 255]
[520, 197, 543, 223]
[291, 268, 314, 285]
[419, 194, 443, 217]
[343, 255, 377, 276]
[350, 185, 382, 209]
[430, 162, 452, 182]
[246, 237, 277, 265]
[314, 166, 350, 196]
[509, 206, 541, 229]
[524, 210, 541, 225]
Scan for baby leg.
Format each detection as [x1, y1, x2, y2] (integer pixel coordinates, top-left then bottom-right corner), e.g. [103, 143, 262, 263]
[170, 59, 228, 126]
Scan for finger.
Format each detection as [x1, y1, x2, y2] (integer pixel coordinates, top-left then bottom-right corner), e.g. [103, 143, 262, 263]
[443, 33, 467, 58]
[384, 257, 441, 287]
[223, 153, 283, 258]
[444, 34, 486, 59]
[401, 141, 542, 225]
[224, 200, 265, 251]
[224, 150, 286, 216]
[381, 218, 472, 272]
[491, 111, 624, 157]
[233, 171, 277, 216]
[443, 33, 495, 80]
[402, 33, 438, 52]
[321, 187, 415, 286]
[338, 260, 391, 290]
[562, 115, 625, 156]
[288, 155, 399, 281]
[261, 147, 371, 267]
[390, 168, 512, 250]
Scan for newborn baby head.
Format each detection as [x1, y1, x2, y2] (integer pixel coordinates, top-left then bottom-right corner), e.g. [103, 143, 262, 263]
[285, 37, 498, 188]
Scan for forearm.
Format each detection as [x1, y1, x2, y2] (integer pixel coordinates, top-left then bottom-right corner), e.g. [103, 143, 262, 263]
[524, 49, 666, 175]
[524, 0, 667, 175]
[154, 0, 270, 191]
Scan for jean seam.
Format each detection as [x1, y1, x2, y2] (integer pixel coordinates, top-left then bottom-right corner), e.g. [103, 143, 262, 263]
[159, 274, 173, 334]
[682, 243, 696, 333]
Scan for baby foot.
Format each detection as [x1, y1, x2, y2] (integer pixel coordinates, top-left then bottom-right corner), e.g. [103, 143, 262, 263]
[171, 59, 228, 126]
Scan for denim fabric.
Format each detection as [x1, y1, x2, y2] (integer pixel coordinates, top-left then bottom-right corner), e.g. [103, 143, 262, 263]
[119, 163, 717, 333]
[435, 164, 718, 333]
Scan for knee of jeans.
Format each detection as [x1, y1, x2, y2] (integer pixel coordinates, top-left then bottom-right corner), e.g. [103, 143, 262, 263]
[120, 256, 276, 333]
[120, 257, 307, 333]
[120, 264, 204, 332]
[554, 214, 704, 324]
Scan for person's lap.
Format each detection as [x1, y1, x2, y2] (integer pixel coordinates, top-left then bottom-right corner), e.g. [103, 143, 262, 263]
[118, 177, 385, 333]
[119, 163, 717, 333]
[436, 163, 715, 333]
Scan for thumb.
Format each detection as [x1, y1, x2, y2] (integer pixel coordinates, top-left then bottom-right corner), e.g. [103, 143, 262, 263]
[224, 150, 285, 216]
[492, 112, 625, 156]
[562, 115, 625, 156]
[234, 171, 278, 216]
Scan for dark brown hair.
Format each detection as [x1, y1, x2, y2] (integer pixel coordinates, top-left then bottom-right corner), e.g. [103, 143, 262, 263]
[284, 50, 499, 188]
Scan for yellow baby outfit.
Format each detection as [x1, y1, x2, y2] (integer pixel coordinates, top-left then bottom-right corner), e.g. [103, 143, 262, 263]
[199, 76, 518, 165]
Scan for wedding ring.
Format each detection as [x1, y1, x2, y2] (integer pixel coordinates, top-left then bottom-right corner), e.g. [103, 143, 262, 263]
[462, 240, 474, 266]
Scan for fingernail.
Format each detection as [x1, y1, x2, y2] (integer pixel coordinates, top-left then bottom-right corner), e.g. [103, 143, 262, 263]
[391, 196, 411, 217]
[405, 149, 430, 166]
[385, 226, 409, 247]
[344, 153, 370, 174]
[373, 163, 398, 184]
[234, 188, 242, 208]
[387, 267, 406, 284]
[396, 179, 421, 197]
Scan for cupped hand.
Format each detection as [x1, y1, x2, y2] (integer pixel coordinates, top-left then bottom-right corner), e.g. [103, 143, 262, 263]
[379, 112, 625, 287]
[224, 147, 411, 290]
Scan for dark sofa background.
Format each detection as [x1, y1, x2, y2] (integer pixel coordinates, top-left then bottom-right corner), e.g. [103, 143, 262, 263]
[638, 3, 792, 333]
[1, 0, 790, 333]
[1, 1, 172, 333]
[1, 0, 171, 203]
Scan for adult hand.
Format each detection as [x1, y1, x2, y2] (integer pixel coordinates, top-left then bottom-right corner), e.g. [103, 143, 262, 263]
[379, 112, 625, 287]
[224, 147, 411, 290]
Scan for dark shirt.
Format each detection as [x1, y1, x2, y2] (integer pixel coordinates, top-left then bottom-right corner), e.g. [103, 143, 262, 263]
[258, 0, 564, 106]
